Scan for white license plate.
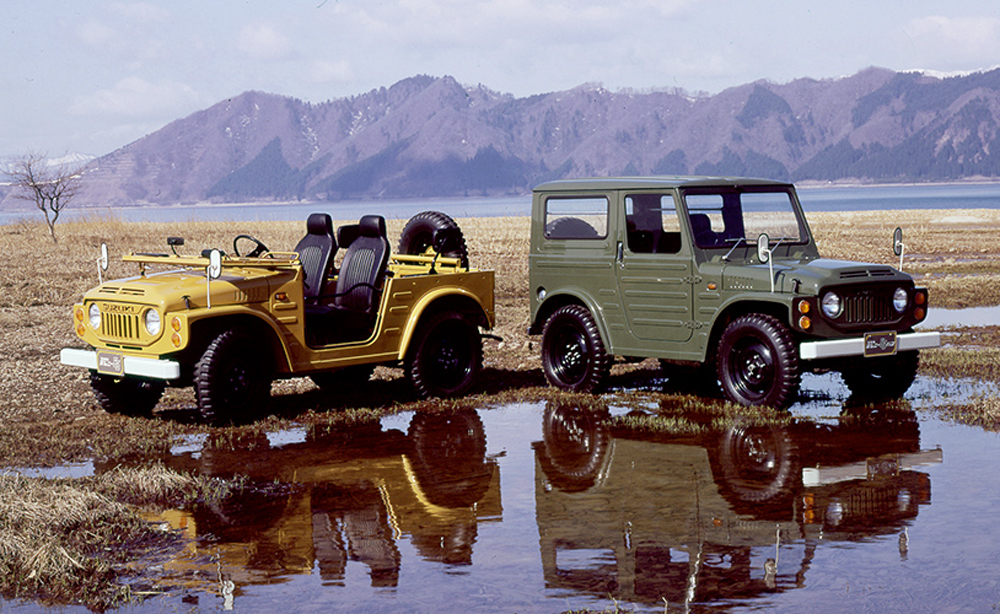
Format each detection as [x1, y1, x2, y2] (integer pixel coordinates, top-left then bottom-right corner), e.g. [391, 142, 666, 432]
[97, 350, 124, 375]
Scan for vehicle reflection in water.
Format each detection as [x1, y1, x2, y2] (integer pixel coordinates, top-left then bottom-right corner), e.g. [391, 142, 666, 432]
[533, 401, 942, 608]
[133, 409, 500, 597]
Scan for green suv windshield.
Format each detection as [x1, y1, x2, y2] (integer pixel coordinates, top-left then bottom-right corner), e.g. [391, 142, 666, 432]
[683, 188, 805, 248]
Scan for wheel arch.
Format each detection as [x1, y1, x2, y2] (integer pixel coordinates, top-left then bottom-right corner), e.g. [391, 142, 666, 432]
[529, 290, 609, 343]
[399, 290, 490, 361]
[184, 312, 290, 374]
[704, 298, 792, 362]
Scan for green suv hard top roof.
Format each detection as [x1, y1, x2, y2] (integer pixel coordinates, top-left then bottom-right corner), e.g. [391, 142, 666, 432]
[533, 176, 794, 192]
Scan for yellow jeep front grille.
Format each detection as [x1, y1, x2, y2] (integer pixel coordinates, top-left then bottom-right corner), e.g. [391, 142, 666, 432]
[103, 311, 141, 340]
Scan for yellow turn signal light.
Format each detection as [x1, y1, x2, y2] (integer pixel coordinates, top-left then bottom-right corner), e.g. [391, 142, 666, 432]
[798, 315, 812, 330]
[171, 316, 182, 332]
[171, 332, 182, 347]
[797, 300, 810, 314]
[74, 306, 85, 322]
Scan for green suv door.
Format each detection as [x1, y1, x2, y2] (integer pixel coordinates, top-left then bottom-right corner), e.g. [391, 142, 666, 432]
[615, 191, 694, 346]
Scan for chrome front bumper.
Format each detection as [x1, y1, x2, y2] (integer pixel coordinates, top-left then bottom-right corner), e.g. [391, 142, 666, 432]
[60, 348, 181, 380]
[799, 331, 941, 361]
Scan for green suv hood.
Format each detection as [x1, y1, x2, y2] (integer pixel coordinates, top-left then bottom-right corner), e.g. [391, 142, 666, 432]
[723, 258, 910, 294]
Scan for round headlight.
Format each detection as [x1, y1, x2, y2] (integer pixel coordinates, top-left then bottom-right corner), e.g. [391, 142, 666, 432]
[821, 292, 842, 318]
[144, 309, 162, 336]
[893, 287, 908, 313]
[88, 303, 101, 330]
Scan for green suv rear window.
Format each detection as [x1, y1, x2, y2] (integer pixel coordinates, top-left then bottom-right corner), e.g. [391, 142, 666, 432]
[544, 197, 608, 239]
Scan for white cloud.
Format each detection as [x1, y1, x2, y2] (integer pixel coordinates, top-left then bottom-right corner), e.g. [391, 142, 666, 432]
[109, 2, 170, 23]
[900, 16, 1000, 67]
[237, 23, 293, 61]
[69, 77, 200, 117]
[306, 59, 355, 83]
[77, 20, 115, 47]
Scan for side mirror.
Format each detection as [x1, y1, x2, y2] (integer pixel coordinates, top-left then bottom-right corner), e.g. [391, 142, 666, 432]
[756, 233, 770, 264]
[206, 249, 222, 309]
[97, 242, 109, 284]
[98, 243, 109, 271]
[892, 227, 905, 271]
[757, 233, 777, 293]
[207, 249, 222, 280]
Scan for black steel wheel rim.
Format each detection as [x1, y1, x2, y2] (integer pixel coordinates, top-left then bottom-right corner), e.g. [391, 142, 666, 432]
[551, 325, 587, 385]
[729, 337, 775, 400]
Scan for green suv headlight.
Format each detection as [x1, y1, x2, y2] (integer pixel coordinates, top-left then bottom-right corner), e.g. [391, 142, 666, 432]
[88, 303, 102, 330]
[144, 309, 162, 336]
[893, 287, 908, 313]
[821, 292, 842, 318]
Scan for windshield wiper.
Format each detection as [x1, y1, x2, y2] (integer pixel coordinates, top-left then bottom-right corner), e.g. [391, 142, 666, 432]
[722, 237, 746, 261]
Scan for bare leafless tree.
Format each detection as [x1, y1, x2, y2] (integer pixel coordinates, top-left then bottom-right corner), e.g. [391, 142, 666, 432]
[5, 152, 84, 242]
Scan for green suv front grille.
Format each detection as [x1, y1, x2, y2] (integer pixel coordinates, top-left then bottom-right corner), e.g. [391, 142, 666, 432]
[842, 290, 893, 325]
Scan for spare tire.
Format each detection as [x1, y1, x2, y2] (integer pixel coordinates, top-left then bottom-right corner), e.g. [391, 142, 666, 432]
[398, 211, 469, 266]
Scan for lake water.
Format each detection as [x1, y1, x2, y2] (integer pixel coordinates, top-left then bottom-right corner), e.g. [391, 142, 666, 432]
[2, 183, 1000, 226]
[6, 373, 1000, 613]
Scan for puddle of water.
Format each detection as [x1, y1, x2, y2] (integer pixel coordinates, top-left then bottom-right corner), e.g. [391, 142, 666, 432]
[919, 304, 1000, 329]
[3, 462, 95, 479]
[10, 376, 1000, 613]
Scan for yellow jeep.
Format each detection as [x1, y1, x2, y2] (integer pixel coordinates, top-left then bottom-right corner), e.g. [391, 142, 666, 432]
[61, 211, 495, 423]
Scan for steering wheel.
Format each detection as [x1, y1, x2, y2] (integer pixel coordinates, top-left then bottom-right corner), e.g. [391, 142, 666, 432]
[233, 234, 270, 258]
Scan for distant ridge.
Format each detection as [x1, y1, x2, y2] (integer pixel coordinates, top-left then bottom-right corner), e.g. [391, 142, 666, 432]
[53, 67, 1000, 206]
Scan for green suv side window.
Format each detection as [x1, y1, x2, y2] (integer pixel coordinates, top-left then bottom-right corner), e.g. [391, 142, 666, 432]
[544, 196, 608, 239]
[625, 193, 681, 254]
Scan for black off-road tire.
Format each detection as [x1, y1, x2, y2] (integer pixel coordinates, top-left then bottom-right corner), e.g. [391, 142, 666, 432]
[541, 305, 611, 393]
[398, 211, 469, 265]
[717, 313, 800, 408]
[310, 364, 377, 392]
[194, 330, 272, 425]
[712, 421, 799, 504]
[406, 310, 483, 399]
[841, 350, 919, 400]
[536, 402, 610, 492]
[407, 409, 490, 507]
[89, 372, 165, 417]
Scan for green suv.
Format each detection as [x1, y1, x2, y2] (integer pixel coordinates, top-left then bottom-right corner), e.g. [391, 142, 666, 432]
[528, 177, 940, 408]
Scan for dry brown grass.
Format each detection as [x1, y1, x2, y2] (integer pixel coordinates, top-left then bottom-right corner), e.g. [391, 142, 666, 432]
[0, 207, 998, 607]
[0, 464, 224, 609]
[0, 208, 996, 441]
[933, 395, 1000, 431]
[809, 209, 1000, 308]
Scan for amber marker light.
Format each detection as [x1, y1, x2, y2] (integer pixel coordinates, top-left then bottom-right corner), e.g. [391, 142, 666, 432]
[707, 283, 718, 291]
[915, 291, 927, 306]
[915, 307, 926, 321]
[171, 332, 182, 347]
[171, 316, 182, 332]
[76, 322, 86, 337]
[799, 315, 812, 330]
[275, 292, 288, 301]
[74, 306, 85, 322]
[797, 300, 810, 314]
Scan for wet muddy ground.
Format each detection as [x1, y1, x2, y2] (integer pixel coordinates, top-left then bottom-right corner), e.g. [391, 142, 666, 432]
[4, 372, 1000, 613]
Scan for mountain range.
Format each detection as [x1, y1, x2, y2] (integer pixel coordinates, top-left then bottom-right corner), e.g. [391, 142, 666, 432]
[29, 67, 1000, 206]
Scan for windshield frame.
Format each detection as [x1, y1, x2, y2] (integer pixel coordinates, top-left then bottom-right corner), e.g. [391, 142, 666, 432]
[679, 185, 811, 250]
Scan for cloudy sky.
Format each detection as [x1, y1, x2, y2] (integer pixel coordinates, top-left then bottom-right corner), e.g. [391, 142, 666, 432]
[3, 0, 1000, 158]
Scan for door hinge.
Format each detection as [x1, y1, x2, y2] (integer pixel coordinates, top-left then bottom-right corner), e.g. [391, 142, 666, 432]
[682, 275, 703, 285]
